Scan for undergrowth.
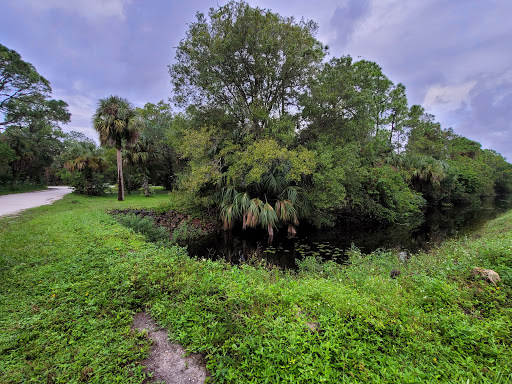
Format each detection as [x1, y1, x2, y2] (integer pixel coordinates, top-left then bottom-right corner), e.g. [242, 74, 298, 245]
[0, 182, 47, 195]
[115, 213, 169, 243]
[1, 192, 511, 383]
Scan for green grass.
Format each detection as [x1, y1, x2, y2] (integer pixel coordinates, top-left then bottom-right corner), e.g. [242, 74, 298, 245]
[1, 192, 511, 383]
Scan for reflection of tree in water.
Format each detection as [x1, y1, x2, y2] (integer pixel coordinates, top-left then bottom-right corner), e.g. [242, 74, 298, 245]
[186, 195, 512, 268]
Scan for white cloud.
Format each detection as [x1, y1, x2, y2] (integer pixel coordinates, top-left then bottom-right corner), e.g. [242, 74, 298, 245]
[423, 81, 477, 114]
[15, 0, 131, 21]
[53, 87, 98, 141]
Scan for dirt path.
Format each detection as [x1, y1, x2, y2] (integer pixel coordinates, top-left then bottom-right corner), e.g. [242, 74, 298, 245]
[133, 312, 208, 383]
[0, 186, 73, 217]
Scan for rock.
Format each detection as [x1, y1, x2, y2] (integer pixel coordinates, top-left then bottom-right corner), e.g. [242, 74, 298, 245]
[306, 322, 320, 332]
[472, 267, 501, 285]
[398, 251, 408, 262]
[390, 269, 401, 279]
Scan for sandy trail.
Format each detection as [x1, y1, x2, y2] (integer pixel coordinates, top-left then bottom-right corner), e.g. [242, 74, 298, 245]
[133, 312, 208, 383]
[0, 186, 73, 217]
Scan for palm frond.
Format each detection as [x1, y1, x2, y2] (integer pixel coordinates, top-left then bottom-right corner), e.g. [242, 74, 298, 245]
[275, 199, 299, 225]
[246, 198, 263, 228]
[260, 202, 278, 236]
[221, 203, 235, 230]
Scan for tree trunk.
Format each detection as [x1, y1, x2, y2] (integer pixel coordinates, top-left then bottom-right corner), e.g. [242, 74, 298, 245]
[142, 176, 151, 197]
[116, 148, 124, 201]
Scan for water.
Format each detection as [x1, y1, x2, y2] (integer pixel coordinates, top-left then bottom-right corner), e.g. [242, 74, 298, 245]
[184, 195, 512, 268]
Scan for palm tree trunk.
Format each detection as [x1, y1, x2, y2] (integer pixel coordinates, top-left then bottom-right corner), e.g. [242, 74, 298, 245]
[116, 148, 124, 201]
[142, 176, 150, 197]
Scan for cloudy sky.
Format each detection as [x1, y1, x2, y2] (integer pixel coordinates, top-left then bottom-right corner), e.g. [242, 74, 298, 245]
[2, 0, 511, 160]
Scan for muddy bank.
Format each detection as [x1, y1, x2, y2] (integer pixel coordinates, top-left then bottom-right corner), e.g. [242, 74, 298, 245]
[110, 208, 220, 235]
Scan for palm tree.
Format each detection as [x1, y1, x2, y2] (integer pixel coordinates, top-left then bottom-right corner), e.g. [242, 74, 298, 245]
[124, 135, 157, 196]
[92, 96, 139, 201]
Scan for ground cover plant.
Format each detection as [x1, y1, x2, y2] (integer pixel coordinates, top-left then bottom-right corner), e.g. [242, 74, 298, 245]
[1, 192, 511, 383]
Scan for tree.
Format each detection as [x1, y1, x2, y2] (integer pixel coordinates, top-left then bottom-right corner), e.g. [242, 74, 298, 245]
[1, 98, 70, 184]
[124, 135, 157, 196]
[299, 56, 373, 144]
[3, 122, 66, 183]
[169, 0, 325, 137]
[387, 83, 409, 150]
[92, 96, 139, 201]
[1, 44, 69, 129]
[136, 101, 180, 190]
[352, 60, 394, 135]
[0, 44, 70, 185]
[169, 1, 325, 235]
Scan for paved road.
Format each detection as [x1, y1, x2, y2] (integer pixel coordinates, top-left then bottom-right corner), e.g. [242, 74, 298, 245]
[0, 186, 73, 217]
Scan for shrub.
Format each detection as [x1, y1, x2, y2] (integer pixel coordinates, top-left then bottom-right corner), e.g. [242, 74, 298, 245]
[115, 213, 169, 243]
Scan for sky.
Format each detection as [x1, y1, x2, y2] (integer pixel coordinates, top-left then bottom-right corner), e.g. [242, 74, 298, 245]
[1, 0, 511, 160]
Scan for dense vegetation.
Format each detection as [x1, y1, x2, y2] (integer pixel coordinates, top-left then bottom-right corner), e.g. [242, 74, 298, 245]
[165, 2, 512, 231]
[2, 3, 512, 382]
[0, 43, 70, 191]
[1, 192, 511, 383]
[2, 1, 512, 230]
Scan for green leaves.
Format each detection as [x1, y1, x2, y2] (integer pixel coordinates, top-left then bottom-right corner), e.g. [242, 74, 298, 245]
[170, 1, 324, 133]
[0, 43, 53, 127]
[225, 139, 315, 187]
[167, 2, 512, 229]
[0, 44, 71, 185]
[93, 95, 140, 149]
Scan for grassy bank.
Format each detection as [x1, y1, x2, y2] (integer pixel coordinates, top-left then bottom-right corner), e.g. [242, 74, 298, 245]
[1, 193, 511, 383]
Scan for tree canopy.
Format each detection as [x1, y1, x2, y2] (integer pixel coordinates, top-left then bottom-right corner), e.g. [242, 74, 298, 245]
[165, 1, 512, 232]
[2, 2, 510, 230]
[0, 44, 70, 186]
[170, 1, 325, 137]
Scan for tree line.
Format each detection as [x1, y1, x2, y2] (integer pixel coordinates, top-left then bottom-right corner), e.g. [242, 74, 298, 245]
[1, 1, 511, 234]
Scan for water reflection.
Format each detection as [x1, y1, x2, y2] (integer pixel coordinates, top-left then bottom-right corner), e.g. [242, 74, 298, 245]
[184, 195, 512, 268]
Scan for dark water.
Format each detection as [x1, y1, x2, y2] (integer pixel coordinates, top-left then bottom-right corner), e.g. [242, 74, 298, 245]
[184, 195, 512, 268]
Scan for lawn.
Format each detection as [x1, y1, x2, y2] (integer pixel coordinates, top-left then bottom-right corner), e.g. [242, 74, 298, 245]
[1, 192, 511, 383]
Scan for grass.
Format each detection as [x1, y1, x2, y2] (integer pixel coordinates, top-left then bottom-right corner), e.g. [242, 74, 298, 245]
[1, 192, 511, 383]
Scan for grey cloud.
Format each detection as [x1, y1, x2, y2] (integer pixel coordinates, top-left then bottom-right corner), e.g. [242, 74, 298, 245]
[449, 70, 512, 160]
[327, 0, 512, 159]
[329, 0, 370, 48]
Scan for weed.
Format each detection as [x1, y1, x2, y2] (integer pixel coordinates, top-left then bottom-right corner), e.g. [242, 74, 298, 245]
[172, 219, 206, 244]
[115, 213, 169, 243]
[1, 192, 512, 382]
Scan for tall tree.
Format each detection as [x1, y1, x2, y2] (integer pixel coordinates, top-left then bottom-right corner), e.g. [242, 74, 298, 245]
[352, 60, 394, 135]
[92, 95, 139, 201]
[1, 97, 70, 183]
[0, 44, 70, 185]
[300, 56, 373, 143]
[136, 101, 179, 190]
[169, 0, 325, 137]
[124, 135, 157, 196]
[0, 44, 66, 129]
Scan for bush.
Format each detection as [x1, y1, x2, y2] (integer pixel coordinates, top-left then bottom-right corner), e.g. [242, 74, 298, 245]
[172, 219, 206, 244]
[115, 213, 169, 243]
[0, 180, 46, 195]
[63, 171, 106, 196]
